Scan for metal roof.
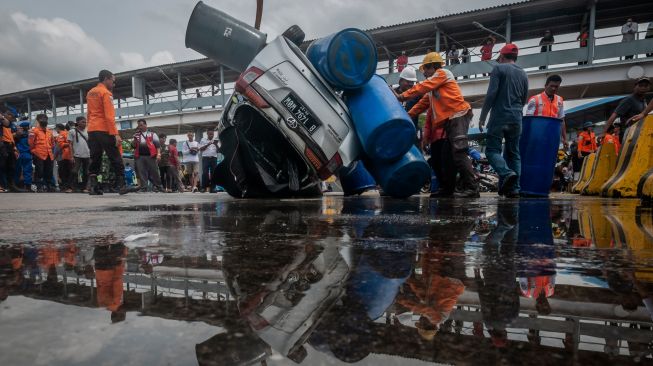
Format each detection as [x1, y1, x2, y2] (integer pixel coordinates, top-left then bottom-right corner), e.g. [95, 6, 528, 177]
[2, 0, 652, 114]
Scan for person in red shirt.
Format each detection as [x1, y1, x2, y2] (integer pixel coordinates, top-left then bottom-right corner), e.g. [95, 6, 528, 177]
[396, 51, 408, 72]
[167, 138, 184, 192]
[577, 26, 589, 65]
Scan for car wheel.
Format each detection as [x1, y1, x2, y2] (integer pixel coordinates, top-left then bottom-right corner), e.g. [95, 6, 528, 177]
[282, 25, 305, 46]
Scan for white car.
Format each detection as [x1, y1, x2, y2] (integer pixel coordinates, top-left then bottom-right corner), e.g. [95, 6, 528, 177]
[216, 33, 360, 197]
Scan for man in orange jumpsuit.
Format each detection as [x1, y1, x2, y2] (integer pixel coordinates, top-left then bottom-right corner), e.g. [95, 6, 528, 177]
[55, 124, 74, 193]
[94, 241, 128, 323]
[86, 69, 136, 195]
[29, 114, 56, 192]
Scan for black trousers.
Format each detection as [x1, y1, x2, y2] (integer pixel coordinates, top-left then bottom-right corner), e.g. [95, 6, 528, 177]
[34, 156, 54, 189]
[0, 142, 16, 187]
[201, 156, 218, 190]
[135, 156, 162, 188]
[429, 139, 456, 194]
[73, 157, 90, 190]
[89, 131, 124, 181]
[58, 159, 73, 190]
[444, 112, 478, 191]
[159, 166, 168, 189]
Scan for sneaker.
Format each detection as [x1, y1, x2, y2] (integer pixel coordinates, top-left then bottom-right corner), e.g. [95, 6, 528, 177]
[30, 184, 38, 193]
[499, 173, 518, 196]
[192, 187, 198, 193]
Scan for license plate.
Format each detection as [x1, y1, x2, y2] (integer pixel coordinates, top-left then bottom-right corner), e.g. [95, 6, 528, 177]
[281, 93, 321, 135]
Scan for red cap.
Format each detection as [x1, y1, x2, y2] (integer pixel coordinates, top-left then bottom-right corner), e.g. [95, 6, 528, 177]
[500, 43, 519, 55]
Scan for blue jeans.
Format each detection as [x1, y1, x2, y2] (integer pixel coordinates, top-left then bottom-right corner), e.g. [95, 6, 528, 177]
[486, 121, 521, 192]
[15, 156, 33, 186]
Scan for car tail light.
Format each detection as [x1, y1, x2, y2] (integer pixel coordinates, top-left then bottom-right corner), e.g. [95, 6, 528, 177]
[235, 67, 269, 108]
[317, 152, 342, 180]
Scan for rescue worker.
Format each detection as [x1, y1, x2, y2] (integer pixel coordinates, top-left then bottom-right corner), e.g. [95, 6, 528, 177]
[14, 121, 34, 191]
[29, 114, 56, 192]
[131, 118, 163, 192]
[479, 44, 529, 198]
[0, 115, 24, 192]
[86, 69, 136, 195]
[393, 66, 421, 140]
[55, 123, 74, 193]
[93, 238, 128, 323]
[577, 122, 597, 163]
[525, 74, 567, 145]
[603, 124, 621, 155]
[422, 109, 455, 197]
[396, 52, 479, 198]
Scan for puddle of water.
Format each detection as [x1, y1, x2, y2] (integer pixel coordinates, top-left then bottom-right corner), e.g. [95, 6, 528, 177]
[1, 197, 653, 365]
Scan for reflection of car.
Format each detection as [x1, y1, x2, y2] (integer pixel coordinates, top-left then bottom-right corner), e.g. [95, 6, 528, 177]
[217, 33, 360, 197]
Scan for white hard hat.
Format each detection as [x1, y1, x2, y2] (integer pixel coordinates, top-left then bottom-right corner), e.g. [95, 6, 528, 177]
[399, 66, 417, 82]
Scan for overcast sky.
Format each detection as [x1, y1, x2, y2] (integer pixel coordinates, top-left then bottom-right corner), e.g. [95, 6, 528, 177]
[0, 0, 516, 94]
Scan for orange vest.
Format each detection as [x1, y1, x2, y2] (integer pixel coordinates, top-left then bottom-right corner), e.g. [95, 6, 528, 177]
[56, 130, 73, 161]
[530, 92, 563, 118]
[405, 68, 471, 125]
[603, 133, 621, 155]
[1, 126, 15, 144]
[578, 131, 597, 153]
[29, 127, 55, 160]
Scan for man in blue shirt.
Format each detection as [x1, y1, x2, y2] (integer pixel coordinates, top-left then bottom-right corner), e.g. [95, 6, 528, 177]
[14, 120, 33, 191]
[479, 44, 529, 198]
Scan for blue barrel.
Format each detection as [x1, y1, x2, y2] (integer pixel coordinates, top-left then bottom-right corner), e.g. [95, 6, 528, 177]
[306, 28, 377, 90]
[339, 160, 377, 196]
[346, 75, 416, 162]
[368, 146, 431, 198]
[519, 116, 562, 197]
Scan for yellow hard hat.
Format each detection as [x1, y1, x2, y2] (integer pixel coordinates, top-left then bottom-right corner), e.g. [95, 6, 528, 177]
[419, 52, 444, 71]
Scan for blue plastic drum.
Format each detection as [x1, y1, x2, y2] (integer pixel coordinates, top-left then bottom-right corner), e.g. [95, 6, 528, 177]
[519, 116, 562, 197]
[346, 75, 416, 162]
[339, 160, 377, 196]
[368, 146, 431, 198]
[306, 28, 377, 90]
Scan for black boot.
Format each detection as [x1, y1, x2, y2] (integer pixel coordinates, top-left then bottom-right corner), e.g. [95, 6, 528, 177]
[89, 174, 103, 196]
[7, 178, 26, 193]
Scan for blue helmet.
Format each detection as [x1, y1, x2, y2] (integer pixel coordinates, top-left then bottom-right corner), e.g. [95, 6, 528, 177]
[19, 121, 31, 128]
[583, 122, 593, 129]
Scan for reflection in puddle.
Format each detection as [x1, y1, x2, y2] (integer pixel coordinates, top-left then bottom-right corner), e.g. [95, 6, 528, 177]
[1, 197, 653, 365]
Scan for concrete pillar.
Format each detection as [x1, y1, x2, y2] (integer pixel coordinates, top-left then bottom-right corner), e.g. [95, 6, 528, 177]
[79, 89, 85, 114]
[220, 65, 226, 107]
[177, 72, 183, 112]
[142, 79, 148, 116]
[51, 93, 57, 119]
[588, 2, 596, 65]
[435, 28, 441, 53]
[26, 96, 31, 124]
[117, 99, 121, 118]
[389, 58, 395, 74]
[66, 105, 70, 117]
[211, 84, 216, 108]
[506, 12, 512, 43]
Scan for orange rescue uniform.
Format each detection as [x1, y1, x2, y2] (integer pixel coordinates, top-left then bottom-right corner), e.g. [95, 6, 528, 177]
[603, 133, 621, 155]
[526, 92, 564, 119]
[577, 131, 597, 153]
[29, 127, 55, 160]
[402, 68, 471, 128]
[56, 130, 73, 161]
[86, 83, 118, 136]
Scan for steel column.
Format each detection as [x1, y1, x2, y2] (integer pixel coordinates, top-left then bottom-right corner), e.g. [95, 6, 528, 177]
[79, 89, 84, 114]
[506, 12, 512, 43]
[26, 96, 31, 124]
[177, 72, 183, 112]
[588, 2, 596, 65]
[142, 79, 148, 116]
[435, 28, 440, 52]
[220, 65, 226, 107]
[51, 93, 56, 119]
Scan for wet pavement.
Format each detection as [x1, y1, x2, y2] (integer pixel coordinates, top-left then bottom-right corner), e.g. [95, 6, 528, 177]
[1, 195, 653, 365]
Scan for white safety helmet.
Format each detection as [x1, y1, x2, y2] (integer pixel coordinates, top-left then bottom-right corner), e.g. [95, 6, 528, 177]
[399, 66, 417, 82]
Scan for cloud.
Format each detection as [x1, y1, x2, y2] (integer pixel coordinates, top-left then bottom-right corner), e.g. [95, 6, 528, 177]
[0, 12, 175, 94]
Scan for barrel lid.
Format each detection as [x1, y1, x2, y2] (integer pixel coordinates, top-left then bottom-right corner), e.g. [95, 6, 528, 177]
[327, 29, 377, 89]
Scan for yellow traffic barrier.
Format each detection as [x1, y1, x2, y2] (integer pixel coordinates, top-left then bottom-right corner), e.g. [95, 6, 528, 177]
[601, 116, 653, 198]
[605, 204, 653, 282]
[637, 168, 653, 204]
[572, 153, 596, 194]
[580, 143, 619, 195]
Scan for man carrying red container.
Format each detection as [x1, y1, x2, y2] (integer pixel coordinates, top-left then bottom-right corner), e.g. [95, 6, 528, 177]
[396, 52, 479, 198]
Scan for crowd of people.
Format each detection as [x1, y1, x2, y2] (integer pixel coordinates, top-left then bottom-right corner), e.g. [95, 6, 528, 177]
[0, 70, 223, 194]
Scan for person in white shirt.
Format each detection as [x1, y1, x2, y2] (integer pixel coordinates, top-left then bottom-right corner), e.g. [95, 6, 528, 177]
[199, 129, 220, 192]
[622, 18, 638, 59]
[68, 116, 91, 192]
[182, 131, 200, 192]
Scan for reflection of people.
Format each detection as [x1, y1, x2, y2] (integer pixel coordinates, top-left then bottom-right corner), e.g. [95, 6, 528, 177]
[94, 242, 128, 323]
[476, 202, 520, 348]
